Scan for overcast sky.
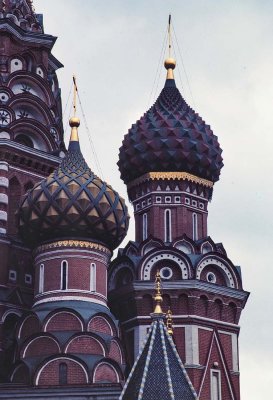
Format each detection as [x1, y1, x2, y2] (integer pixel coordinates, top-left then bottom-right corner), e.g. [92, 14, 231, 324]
[35, 1, 273, 398]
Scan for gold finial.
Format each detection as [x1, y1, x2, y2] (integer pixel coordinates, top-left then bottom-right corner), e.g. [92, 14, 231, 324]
[69, 75, 80, 142]
[166, 308, 173, 336]
[164, 14, 176, 80]
[153, 270, 163, 314]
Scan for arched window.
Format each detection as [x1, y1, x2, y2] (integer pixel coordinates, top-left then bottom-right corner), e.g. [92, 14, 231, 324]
[90, 263, 96, 292]
[164, 209, 172, 242]
[39, 264, 44, 293]
[59, 363, 67, 385]
[143, 213, 148, 240]
[192, 213, 198, 241]
[61, 261, 68, 290]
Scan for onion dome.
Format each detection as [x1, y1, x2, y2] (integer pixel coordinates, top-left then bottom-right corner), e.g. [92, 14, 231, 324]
[118, 58, 223, 185]
[0, 0, 43, 33]
[18, 116, 129, 250]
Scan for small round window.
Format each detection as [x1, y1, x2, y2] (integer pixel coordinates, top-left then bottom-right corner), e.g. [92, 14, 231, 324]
[160, 267, 173, 280]
[206, 272, 216, 284]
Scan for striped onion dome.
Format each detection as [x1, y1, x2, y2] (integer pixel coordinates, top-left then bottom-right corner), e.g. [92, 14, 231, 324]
[18, 117, 129, 250]
[118, 58, 223, 185]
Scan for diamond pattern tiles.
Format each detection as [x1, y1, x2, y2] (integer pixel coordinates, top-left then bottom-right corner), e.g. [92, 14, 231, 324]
[120, 317, 197, 400]
[118, 81, 223, 184]
[19, 148, 129, 250]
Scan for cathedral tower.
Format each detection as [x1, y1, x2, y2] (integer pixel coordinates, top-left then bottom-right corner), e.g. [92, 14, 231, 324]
[109, 31, 249, 400]
[0, 0, 64, 381]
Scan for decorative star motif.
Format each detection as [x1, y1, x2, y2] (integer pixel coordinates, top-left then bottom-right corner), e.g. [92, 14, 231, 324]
[0, 110, 11, 126]
[18, 110, 29, 119]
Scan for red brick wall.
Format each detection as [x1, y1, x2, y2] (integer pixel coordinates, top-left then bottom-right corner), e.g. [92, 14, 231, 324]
[66, 336, 104, 356]
[45, 312, 82, 332]
[19, 315, 40, 340]
[109, 340, 122, 364]
[93, 363, 118, 383]
[37, 358, 88, 386]
[88, 316, 113, 336]
[22, 336, 59, 358]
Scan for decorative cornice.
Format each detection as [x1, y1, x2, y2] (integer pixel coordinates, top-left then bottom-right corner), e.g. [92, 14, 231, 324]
[127, 172, 214, 189]
[36, 240, 111, 256]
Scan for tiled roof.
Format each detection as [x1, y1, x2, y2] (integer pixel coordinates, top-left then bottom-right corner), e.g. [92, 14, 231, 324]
[120, 315, 197, 400]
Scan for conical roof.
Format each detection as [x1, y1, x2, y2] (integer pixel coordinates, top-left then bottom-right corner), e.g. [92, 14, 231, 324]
[18, 118, 129, 250]
[120, 315, 197, 400]
[118, 61, 223, 185]
[0, 0, 42, 32]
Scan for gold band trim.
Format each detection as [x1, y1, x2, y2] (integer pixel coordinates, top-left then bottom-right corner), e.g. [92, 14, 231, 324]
[127, 172, 213, 189]
[36, 240, 111, 255]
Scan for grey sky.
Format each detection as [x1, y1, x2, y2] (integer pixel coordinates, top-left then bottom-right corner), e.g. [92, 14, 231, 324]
[35, 1, 273, 398]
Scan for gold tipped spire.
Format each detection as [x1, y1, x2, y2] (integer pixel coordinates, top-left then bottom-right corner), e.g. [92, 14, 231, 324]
[69, 75, 80, 142]
[153, 270, 163, 314]
[166, 308, 173, 336]
[164, 14, 176, 80]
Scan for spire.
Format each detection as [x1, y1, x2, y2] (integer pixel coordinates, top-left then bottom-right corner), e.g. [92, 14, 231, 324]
[152, 270, 164, 315]
[119, 313, 198, 399]
[164, 14, 176, 82]
[68, 75, 80, 151]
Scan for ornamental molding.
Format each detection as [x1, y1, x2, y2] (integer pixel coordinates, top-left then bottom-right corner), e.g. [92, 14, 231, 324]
[127, 171, 214, 189]
[36, 240, 111, 256]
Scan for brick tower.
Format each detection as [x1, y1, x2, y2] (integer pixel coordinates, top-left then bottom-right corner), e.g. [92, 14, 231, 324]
[109, 55, 249, 398]
[0, 0, 64, 382]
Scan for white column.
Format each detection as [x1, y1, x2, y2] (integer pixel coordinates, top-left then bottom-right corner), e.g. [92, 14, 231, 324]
[185, 325, 199, 365]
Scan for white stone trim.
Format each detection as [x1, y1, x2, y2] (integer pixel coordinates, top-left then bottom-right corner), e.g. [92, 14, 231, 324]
[1, 309, 22, 323]
[35, 289, 107, 301]
[141, 251, 190, 280]
[34, 296, 108, 308]
[0, 211, 7, 221]
[0, 228, 6, 234]
[185, 325, 199, 365]
[0, 177, 8, 188]
[0, 162, 8, 171]
[210, 369, 222, 400]
[0, 194, 8, 204]
[196, 256, 237, 288]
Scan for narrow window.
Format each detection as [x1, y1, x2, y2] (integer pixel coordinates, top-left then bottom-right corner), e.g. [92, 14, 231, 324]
[211, 369, 221, 400]
[90, 263, 96, 292]
[164, 209, 172, 242]
[39, 264, 44, 293]
[59, 363, 67, 385]
[143, 213, 148, 240]
[61, 261, 68, 290]
[193, 213, 198, 240]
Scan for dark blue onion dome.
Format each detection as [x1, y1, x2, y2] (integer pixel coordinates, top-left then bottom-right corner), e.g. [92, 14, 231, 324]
[18, 117, 129, 250]
[118, 58, 223, 185]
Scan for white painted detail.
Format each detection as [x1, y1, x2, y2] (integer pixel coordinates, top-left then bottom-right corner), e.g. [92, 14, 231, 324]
[164, 209, 172, 242]
[0, 132, 10, 139]
[39, 264, 44, 293]
[192, 213, 198, 240]
[0, 211, 7, 221]
[34, 296, 108, 307]
[90, 263, 96, 292]
[0, 177, 9, 188]
[0, 228, 6, 234]
[196, 257, 237, 288]
[0, 194, 8, 204]
[143, 213, 148, 240]
[231, 333, 239, 372]
[141, 252, 190, 280]
[185, 325, 199, 365]
[10, 58, 23, 73]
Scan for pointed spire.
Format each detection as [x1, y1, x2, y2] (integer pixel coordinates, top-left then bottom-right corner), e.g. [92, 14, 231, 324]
[164, 14, 176, 83]
[152, 270, 164, 315]
[68, 75, 80, 151]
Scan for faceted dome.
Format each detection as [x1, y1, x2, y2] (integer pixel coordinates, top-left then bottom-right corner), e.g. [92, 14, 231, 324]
[118, 78, 223, 184]
[19, 132, 129, 250]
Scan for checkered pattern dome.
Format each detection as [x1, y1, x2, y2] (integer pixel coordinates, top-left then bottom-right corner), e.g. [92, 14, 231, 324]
[118, 80, 223, 184]
[19, 143, 129, 249]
